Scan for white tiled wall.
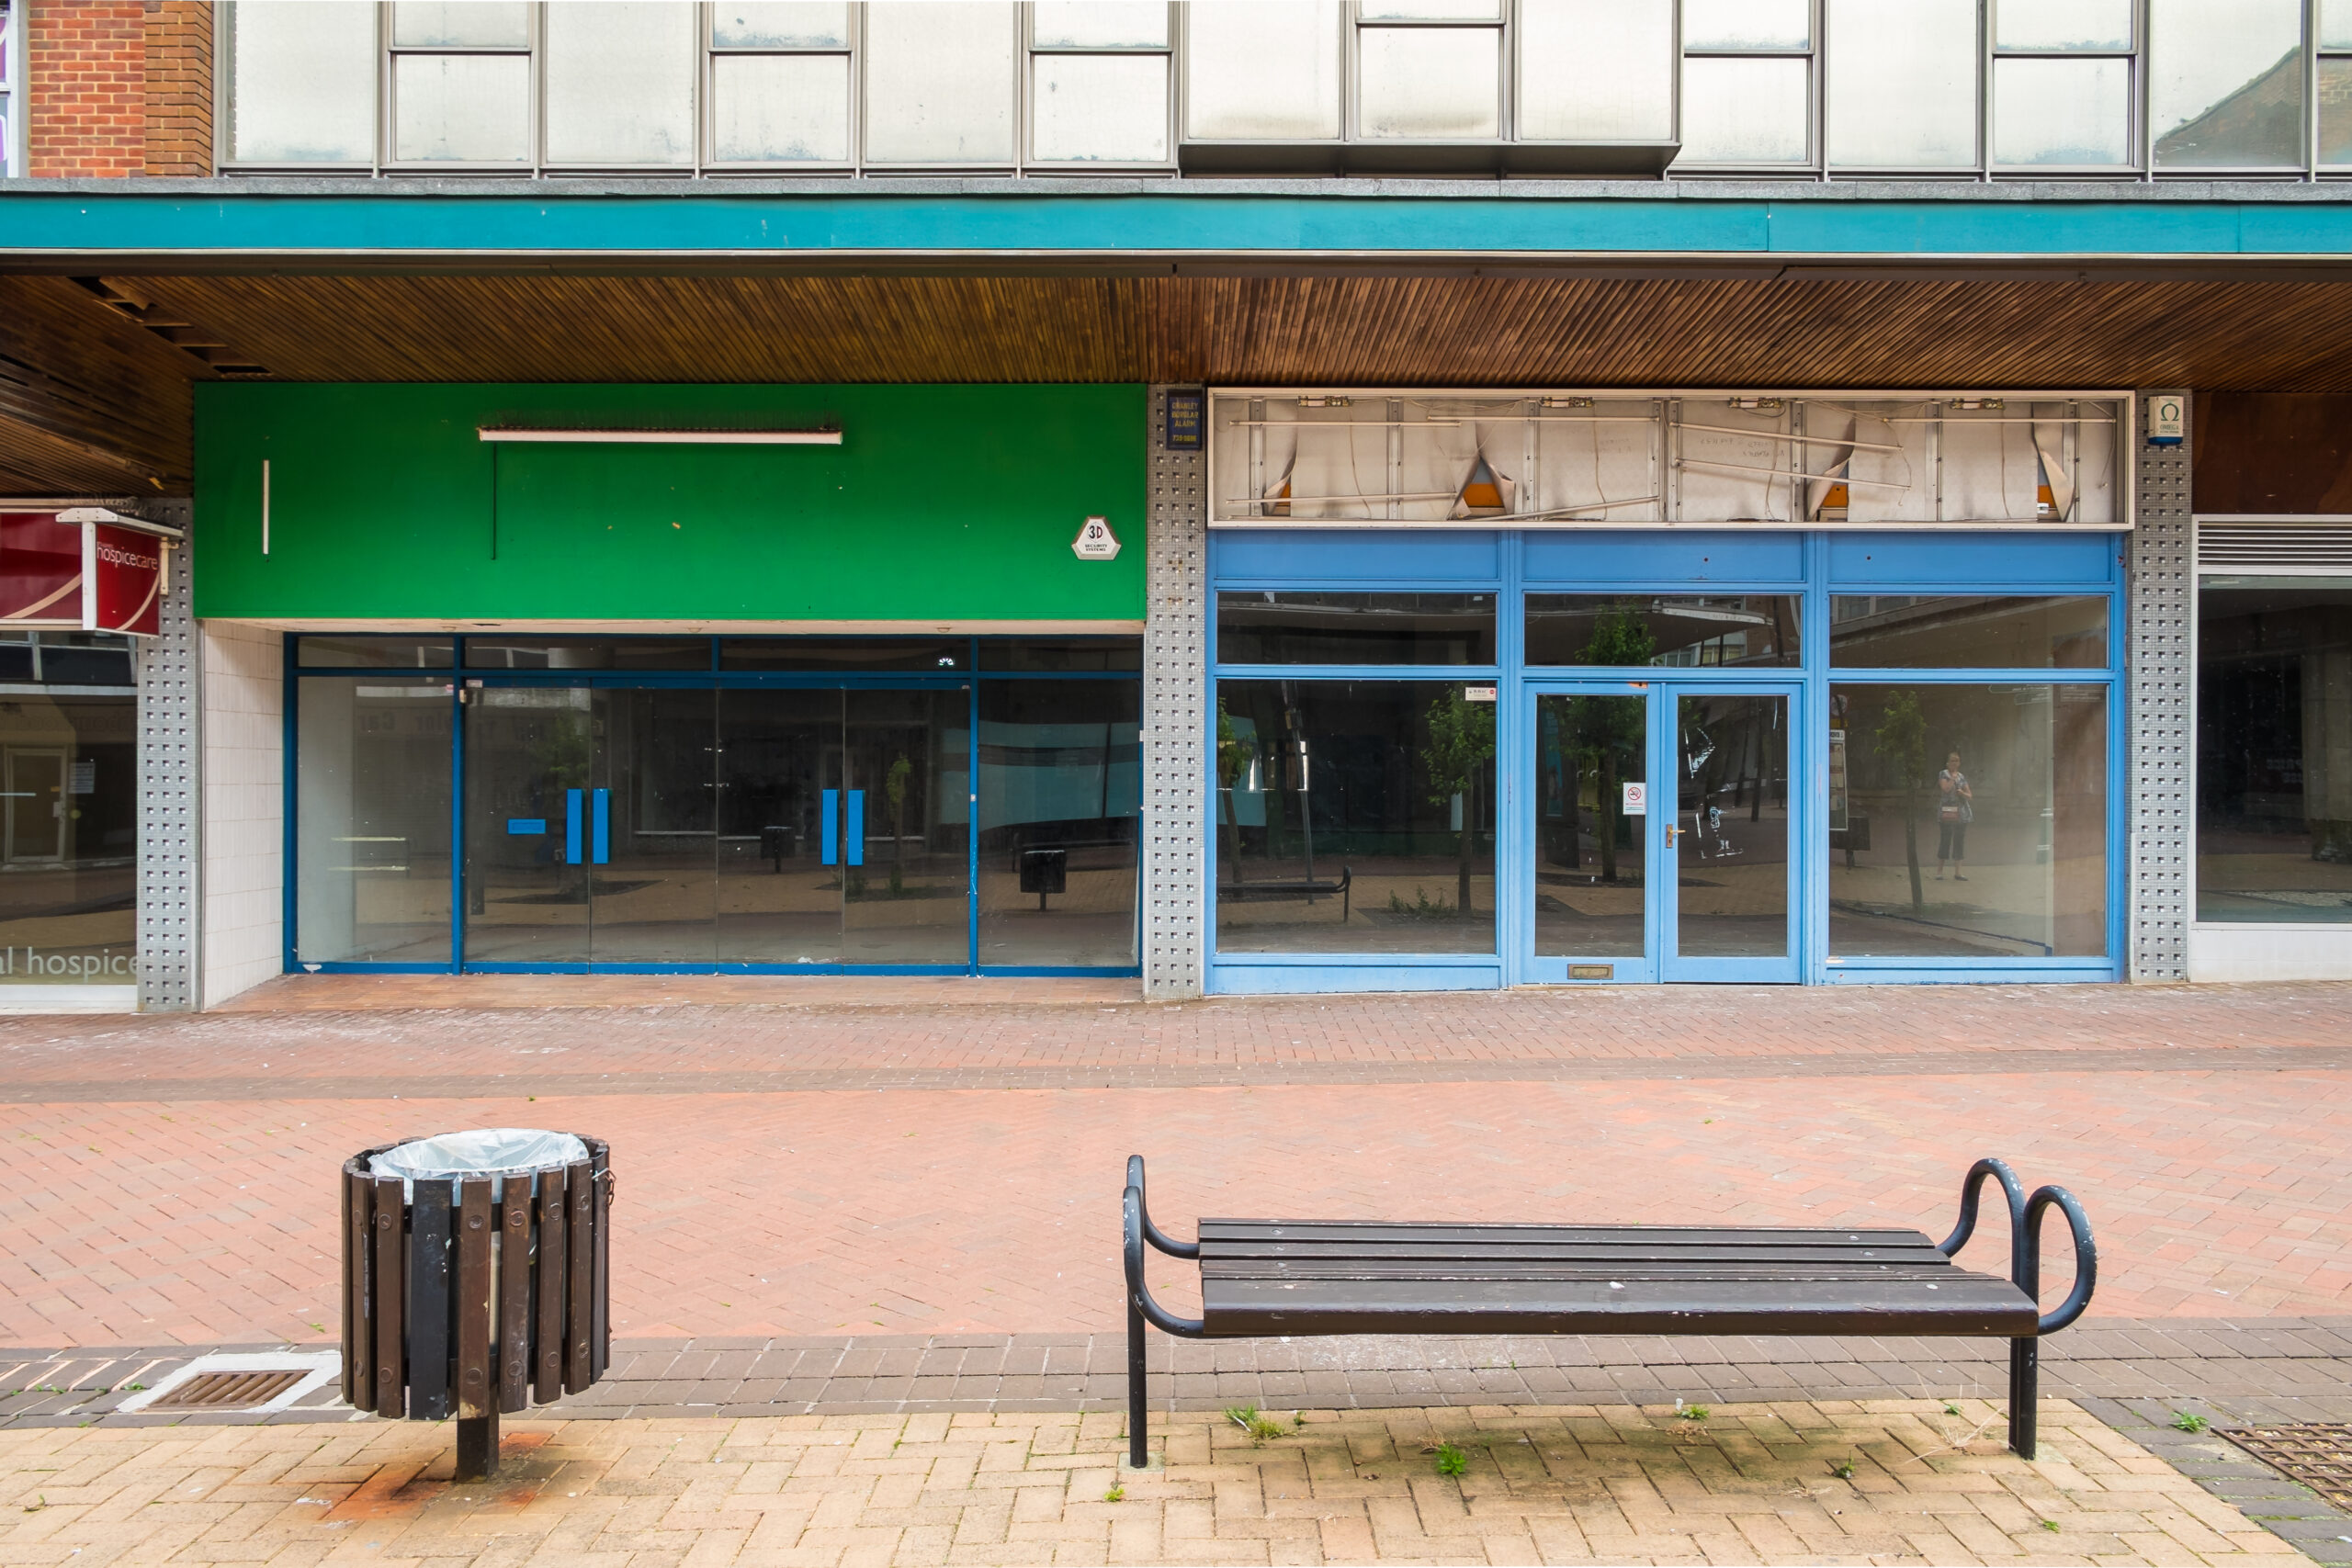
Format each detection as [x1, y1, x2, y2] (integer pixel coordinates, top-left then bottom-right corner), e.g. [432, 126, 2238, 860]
[199, 621, 283, 1008]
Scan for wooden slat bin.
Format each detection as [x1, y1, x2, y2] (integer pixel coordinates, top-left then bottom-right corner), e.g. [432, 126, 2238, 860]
[338, 1133, 613, 1481]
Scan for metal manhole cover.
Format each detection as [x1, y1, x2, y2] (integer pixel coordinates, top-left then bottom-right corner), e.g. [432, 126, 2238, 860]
[2223, 1424, 2352, 1510]
[146, 1371, 307, 1411]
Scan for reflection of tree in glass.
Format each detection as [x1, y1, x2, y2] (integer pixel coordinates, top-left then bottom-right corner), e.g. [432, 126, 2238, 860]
[1422, 689, 1496, 915]
[1571, 608, 1655, 883]
[1872, 689, 1928, 912]
[532, 710, 593, 794]
[886, 751, 912, 897]
[1216, 699, 1255, 886]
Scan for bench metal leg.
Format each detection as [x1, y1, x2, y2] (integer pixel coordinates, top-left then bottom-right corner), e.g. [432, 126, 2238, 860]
[1126, 1293, 1148, 1470]
[2007, 1338, 2037, 1460]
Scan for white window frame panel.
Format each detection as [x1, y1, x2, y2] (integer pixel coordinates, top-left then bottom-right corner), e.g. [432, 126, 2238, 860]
[538, 2, 701, 175]
[1984, 0, 2140, 179]
[381, 2, 539, 175]
[2144, 0, 2313, 179]
[2316, 4, 2352, 172]
[858, 2, 1021, 173]
[1024, 3, 1177, 174]
[1820, 0, 1986, 178]
[703, 5, 859, 176]
[1671, 0, 1821, 176]
[1346, 3, 1511, 148]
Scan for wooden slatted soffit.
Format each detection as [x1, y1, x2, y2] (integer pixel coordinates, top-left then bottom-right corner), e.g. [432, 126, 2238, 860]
[74, 278, 269, 378]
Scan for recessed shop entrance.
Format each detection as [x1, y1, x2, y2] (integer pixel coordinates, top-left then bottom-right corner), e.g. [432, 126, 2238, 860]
[1530, 682, 1800, 984]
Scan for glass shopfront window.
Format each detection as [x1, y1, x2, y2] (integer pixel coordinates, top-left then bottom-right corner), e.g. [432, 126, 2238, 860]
[1215, 679, 1496, 953]
[296, 677, 455, 963]
[289, 634, 1140, 974]
[1830, 595, 2108, 668]
[1827, 683, 2109, 957]
[2197, 579, 2352, 923]
[1526, 594, 1801, 668]
[0, 632, 138, 987]
[1216, 592, 1496, 665]
[977, 680, 1139, 967]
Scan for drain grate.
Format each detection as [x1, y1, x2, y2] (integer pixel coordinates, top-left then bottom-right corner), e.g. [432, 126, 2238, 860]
[2223, 1424, 2352, 1511]
[146, 1371, 308, 1412]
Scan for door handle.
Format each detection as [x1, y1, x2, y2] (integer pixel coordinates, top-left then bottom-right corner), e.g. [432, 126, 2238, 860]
[821, 789, 840, 866]
[1664, 824, 1678, 848]
[845, 789, 865, 867]
[565, 788, 583, 865]
[592, 787, 610, 865]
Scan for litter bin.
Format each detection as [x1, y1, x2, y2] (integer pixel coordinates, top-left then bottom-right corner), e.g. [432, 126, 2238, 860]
[339, 1129, 613, 1480]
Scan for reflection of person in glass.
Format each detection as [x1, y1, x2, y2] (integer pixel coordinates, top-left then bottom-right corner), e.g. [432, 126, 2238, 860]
[1936, 750, 1973, 881]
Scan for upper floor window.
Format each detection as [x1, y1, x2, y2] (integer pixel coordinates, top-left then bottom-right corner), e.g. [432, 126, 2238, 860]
[209, 2, 2352, 181]
[220, 0, 1173, 174]
[1, 0, 22, 176]
[1183, 0, 1675, 174]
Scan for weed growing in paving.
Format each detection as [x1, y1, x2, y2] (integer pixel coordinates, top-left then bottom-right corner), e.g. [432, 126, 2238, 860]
[1433, 1443, 1467, 1476]
[1675, 1403, 1709, 1422]
[1943, 1402, 1962, 1416]
[1224, 1404, 1287, 1445]
[2171, 1412, 2210, 1433]
[1830, 1458, 1858, 1480]
[1103, 1485, 1125, 1503]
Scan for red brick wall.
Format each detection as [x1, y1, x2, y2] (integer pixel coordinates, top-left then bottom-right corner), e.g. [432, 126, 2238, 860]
[25, 0, 212, 176]
[142, 1, 210, 175]
[27, 0, 147, 175]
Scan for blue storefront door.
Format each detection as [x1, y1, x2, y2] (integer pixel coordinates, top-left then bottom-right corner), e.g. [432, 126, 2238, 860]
[1661, 685, 1800, 984]
[1527, 681, 1801, 985]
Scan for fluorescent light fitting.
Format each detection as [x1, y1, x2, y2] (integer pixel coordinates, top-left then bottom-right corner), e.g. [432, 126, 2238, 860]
[476, 427, 842, 446]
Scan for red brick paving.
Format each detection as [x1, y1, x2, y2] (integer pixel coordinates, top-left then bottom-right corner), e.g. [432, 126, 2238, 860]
[0, 984, 2346, 1350]
[4, 978, 2346, 1084]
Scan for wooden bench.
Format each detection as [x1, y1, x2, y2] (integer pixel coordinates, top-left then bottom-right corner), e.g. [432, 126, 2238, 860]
[1120, 1155, 2094, 1468]
[1219, 865, 1351, 922]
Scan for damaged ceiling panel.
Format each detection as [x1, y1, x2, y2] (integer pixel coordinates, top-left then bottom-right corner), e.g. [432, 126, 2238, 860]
[1209, 390, 2130, 529]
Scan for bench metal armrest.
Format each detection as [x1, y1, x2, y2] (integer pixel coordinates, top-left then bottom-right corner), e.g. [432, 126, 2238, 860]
[2022, 1185, 2098, 1335]
[1124, 1185, 1206, 1337]
[1126, 1156, 1200, 1259]
[1937, 1156, 2028, 1279]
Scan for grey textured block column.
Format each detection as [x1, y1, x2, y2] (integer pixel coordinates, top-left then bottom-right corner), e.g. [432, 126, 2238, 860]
[2129, 391, 2192, 983]
[137, 501, 199, 1013]
[1142, 388, 1206, 1000]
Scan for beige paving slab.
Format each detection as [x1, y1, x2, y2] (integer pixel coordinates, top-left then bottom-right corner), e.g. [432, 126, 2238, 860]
[0, 1400, 2318, 1566]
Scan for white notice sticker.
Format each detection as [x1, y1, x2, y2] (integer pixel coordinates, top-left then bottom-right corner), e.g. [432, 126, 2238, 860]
[1464, 685, 1498, 702]
[1623, 781, 1647, 816]
[1071, 516, 1121, 559]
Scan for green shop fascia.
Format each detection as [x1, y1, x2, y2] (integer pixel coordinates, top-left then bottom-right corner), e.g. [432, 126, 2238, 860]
[196, 383, 1152, 978]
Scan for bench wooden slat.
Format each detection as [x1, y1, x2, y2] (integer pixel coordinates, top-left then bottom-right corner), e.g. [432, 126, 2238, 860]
[1199, 1275, 2037, 1338]
[1203, 1261, 1965, 1282]
[1204, 1242, 1951, 1266]
[1200, 1221, 1932, 1247]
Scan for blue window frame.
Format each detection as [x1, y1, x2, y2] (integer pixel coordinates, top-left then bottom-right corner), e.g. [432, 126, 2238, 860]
[1207, 528, 2124, 992]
